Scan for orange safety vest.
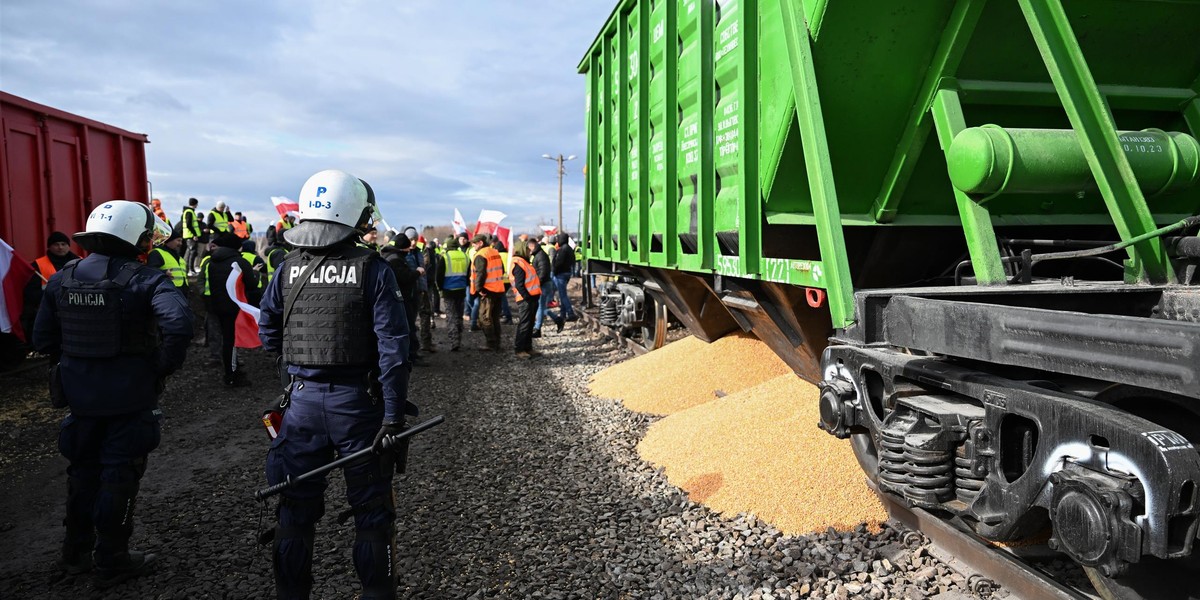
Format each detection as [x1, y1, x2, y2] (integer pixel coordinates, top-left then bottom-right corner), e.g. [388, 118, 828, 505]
[510, 256, 540, 301]
[232, 220, 250, 239]
[470, 247, 506, 295]
[34, 256, 57, 289]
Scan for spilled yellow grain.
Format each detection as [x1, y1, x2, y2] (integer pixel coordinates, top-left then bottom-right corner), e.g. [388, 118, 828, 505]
[588, 332, 790, 415]
[637, 374, 887, 535]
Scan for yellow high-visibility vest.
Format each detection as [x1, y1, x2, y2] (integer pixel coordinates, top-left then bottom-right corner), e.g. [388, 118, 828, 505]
[210, 210, 230, 233]
[151, 248, 186, 288]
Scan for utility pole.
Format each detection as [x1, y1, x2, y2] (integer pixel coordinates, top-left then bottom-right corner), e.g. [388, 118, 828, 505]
[542, 153, 576, 233]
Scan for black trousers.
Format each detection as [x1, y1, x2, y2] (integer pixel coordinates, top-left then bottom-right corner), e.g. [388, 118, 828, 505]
[215, 310, 238, 377]
[514, 296, 537, 352]
[404, 298, 421, 358]
[59, 411, 161, 565]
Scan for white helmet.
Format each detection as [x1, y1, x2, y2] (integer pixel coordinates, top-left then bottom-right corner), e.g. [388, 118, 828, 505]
[284, 169, 375, 249]
[74, 200, 171, 255]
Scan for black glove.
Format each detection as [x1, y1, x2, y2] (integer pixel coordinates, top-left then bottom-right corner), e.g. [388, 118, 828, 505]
[372, 421, 407, 453]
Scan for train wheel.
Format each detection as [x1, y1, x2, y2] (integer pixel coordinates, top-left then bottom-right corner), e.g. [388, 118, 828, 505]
[1082, 388, 1200, 600]
[1085, 554, 1200, 600]
[640, 294, 668, 351]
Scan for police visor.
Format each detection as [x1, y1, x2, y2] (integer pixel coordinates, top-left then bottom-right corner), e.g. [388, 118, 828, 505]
[147, 213, 172, 247]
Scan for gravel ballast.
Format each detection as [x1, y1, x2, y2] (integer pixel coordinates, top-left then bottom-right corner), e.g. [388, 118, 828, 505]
[0, 310, 1000, 599]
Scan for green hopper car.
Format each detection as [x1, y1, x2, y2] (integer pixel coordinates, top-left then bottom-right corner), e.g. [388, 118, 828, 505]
[578, 1, 1200, 597]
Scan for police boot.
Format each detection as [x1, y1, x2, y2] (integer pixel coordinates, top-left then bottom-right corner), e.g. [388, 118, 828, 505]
[273, 524, 315, 600]
[353, 524, 397, 600]
[93, 481, 157, 588]
[60, 475, 97, 575]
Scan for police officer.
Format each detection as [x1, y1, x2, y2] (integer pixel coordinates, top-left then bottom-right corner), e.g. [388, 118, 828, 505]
[258, 170, 412, 599]
[33, 201, 193, 587]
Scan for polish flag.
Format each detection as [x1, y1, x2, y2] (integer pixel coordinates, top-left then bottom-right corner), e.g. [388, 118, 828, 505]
[492, 226, 513, 271]
[225, 262, 262, 349]
[539, 225, 558, 237]
[271, 196, 300, 217]
[0, 238, 36, 342]
[452, 209, 469, 235]
[473, 209, 508, 236]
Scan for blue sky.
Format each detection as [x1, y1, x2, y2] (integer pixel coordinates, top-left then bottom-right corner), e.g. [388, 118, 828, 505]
[1, 0, 612, 235]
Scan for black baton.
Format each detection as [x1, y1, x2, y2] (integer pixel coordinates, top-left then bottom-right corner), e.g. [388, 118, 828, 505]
[254, 415, 445, 502]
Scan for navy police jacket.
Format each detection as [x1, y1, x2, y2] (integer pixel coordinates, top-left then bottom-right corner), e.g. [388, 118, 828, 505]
[33, 254, 194, 416]
[257, 245, 414, 423]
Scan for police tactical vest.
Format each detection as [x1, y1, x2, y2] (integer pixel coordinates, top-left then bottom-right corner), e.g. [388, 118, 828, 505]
[280, 248, 375, 367]
[57, 260, 158, 358]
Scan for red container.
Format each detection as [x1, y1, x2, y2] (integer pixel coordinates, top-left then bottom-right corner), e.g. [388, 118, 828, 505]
[0, 91, 150, 261]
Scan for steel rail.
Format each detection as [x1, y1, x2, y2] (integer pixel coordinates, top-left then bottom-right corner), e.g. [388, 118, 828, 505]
[871, 483, 1093, 600]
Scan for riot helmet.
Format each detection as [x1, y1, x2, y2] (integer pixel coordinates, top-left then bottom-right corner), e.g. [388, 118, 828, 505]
[74, 201, 171, 257]
[284, 170, 375, 249]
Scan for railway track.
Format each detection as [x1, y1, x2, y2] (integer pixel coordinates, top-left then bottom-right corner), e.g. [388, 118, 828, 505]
[873, 483, 1098, 600]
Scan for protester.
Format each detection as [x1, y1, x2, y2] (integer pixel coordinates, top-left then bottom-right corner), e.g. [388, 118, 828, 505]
[380, 232, 424, 366]
[424, 239, 443, 320]
[509, 244, 542, 358]
[145, 224, 189, 296]
[493, 239, 513, 325]
[207, 201, 234, 235]
[437, 236, 469, 351]
[528, 238, 563, 337]
[182, 198, 203, 274]
[470, 234, 505, 351]
[232, 212, 252, 239]
[551, 233, 579, 321]
[202, 233, 259, 387]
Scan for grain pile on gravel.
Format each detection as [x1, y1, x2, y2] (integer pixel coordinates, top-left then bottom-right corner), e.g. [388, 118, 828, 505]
[588, 332, 790, 415]
[638, 373, 888, 535]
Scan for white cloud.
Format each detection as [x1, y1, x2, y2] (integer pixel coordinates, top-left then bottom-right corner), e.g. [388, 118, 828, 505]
[1, 0, 611, 235]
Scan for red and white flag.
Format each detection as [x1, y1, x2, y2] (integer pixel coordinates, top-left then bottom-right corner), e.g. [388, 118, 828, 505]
[492, 226, 514, 271]
[0, 238, 36, 342]
[271, 196, 300, 217]
[473, 209, 508, 236]
[225, 262, 262, 349]
[539, 225, 558, 237]
[452, 208, 469, 235]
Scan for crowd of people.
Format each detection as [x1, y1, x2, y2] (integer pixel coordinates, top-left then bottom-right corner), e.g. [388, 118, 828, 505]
[24, 173, 586, 598]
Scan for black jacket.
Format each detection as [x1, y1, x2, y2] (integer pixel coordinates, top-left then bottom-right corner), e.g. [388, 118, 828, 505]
[551, 238, 574, 276]
[204, 246, 260, 315]
[530, 246, 552, 285]
[380, 243, 420, 302]
[423, 247, 441, 290]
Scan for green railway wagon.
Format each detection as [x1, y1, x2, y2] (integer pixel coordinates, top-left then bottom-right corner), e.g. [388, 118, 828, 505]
[578, 1, 1200, 597]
